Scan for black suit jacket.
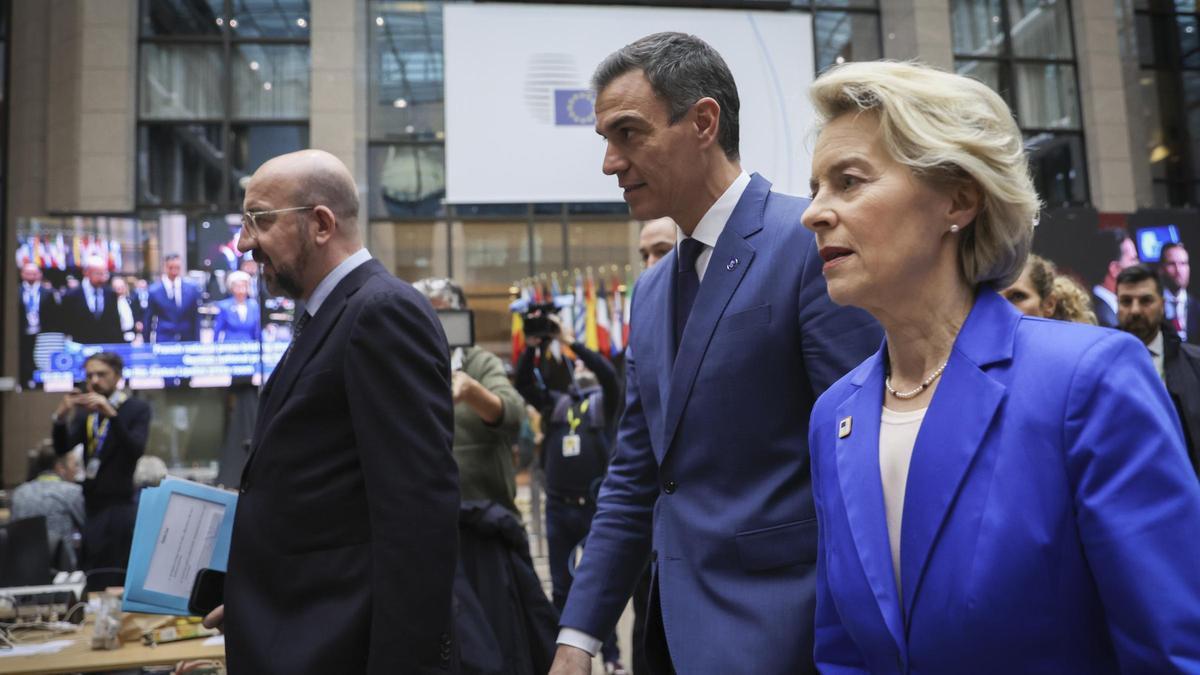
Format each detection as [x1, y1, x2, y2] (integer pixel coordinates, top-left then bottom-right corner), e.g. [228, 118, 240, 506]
[60, 285, 124, 344]
[225, 258, 460, 674]
[18, 286, 59, 335]
[52, 395, 150, 507]
[1164, 328, 1200, 478]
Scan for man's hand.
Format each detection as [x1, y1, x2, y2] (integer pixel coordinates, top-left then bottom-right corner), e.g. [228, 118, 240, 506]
[54, 393, 81, 421]
[202, 605, 224, 632]
[548, 645, 592, 675]
[77, 393, 117, 418]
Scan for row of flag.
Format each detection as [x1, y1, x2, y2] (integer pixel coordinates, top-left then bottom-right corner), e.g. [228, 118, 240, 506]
[15, 234, 124, 272]
[510, 267, 635, 364]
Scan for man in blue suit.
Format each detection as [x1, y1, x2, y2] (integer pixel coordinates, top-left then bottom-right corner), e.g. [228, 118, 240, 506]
[549, 33, 881, 675]
[143, 254, 202, 343]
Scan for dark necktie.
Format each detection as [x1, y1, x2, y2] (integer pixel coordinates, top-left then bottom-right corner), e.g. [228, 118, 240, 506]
[674, 237, 704, 350]
[276, 311, 309, 372]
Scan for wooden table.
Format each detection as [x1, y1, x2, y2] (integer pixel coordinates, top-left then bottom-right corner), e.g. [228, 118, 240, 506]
[0, 619, 225, 674]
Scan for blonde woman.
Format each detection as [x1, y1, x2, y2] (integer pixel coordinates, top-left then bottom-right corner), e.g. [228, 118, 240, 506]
[803, 61, 1200, 672]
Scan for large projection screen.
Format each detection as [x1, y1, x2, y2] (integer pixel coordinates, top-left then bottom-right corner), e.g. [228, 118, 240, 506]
[444, 4, 815, 204]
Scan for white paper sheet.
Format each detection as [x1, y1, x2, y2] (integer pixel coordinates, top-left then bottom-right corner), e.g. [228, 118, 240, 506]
[0, 639, 73, 657]
[142, 493, 226, 598]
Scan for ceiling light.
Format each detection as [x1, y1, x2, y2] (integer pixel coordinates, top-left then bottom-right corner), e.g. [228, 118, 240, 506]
[835, 56, 845, 64]
[405, 125, 415, 134]
[229, 18, 239, 28]
[249, 61, 260, 71]
[216, 17, 224, 26]
[393, 98, 408, 108]
[376, 16, 385, 27]
[263, 82, 273, 91]
[1150, 145, 1171, 163]
[296, 17, 307, 28]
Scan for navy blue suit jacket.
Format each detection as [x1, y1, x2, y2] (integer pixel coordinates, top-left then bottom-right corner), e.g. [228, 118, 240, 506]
[213, 298, 261, 343]
[226, 259, 459, 674]
[559, 174, 881, 674]
[144, 279, 202, 342]
[811, 289, 1200, 673]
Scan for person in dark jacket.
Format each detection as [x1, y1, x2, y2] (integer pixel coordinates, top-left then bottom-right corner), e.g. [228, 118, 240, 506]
[51, 351, 150, 573]
[1117, 264, 1200, 478]
[516, 323, 624, 673]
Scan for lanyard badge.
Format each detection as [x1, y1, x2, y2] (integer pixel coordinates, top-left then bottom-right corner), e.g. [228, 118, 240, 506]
[563, 399, 589, 458]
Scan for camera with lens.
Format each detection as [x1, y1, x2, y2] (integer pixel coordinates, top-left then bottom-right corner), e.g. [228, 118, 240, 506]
[523, 302, 562, 339]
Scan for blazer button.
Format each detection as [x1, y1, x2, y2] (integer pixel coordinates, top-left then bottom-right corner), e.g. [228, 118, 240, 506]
[663, 480, 677, 494]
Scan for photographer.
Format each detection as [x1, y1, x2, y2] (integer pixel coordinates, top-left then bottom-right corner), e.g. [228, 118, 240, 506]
[51, 352, 150, 575]
[414, 277, 526, 515]
[514, 307, 625, 674]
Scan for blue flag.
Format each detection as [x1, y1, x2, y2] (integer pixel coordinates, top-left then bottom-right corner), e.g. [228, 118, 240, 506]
[554, 89, 595, 126]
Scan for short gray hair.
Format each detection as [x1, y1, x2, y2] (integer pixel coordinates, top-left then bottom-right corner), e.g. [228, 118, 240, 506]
[810, 61, 1040, 289]
[592, 32, 740, 160]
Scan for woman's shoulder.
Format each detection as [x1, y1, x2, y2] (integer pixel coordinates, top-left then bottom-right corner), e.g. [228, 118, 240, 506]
[1012, 316, 1144, 372]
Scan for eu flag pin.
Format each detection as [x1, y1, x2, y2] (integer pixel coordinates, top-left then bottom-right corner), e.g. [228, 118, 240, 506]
[838, 416, 852, 439]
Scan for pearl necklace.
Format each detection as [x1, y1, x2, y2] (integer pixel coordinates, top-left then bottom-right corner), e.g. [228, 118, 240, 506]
[885, 360, 948, 400]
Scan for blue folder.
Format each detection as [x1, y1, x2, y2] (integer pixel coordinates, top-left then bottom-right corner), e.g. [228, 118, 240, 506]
[121, 478, 238, 615]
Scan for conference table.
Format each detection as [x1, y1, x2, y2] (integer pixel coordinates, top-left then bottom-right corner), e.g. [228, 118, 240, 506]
[0, 618, 225, 674]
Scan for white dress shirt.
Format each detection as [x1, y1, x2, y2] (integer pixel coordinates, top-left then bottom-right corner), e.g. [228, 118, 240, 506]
[303, 248, 373, 320]
[557, 171, 751, 657]
[675, 171, 752, 283]
[163, 275, 182, 307]
[1147, 330, 1165, 381]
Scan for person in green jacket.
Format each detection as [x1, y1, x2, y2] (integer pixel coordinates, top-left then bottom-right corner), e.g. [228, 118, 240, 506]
[415, 277, 526, 515]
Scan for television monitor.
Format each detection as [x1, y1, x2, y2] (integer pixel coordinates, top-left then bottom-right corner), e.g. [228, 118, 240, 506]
[15, 215, 294, 391]
[1136, 224, 1180, 263]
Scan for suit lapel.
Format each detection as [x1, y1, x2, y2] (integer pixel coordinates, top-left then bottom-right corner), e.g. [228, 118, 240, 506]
[899, 290, 1014, 621]
[834, 352, 907, 657]
[250, 260, 382, 451]
[661, 175, 768, 457]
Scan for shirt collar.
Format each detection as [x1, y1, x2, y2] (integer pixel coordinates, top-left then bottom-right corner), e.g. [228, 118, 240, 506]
[1148, 329, 1165, 356]
[677, 171, 751, 249]
[1093, 285, 1117, 312]
[304, 248, 372, 319]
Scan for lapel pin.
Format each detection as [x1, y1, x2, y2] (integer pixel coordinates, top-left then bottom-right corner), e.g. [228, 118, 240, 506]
[726, 257, 739, 271]
[838, 416, 852, 439]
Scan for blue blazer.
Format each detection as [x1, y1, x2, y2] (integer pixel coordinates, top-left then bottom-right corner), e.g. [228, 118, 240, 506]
[560, 174, 881, 674]
[144, 279, 202, 342]
[810, 288, 1200, 674]
[214, 298, 261, 343]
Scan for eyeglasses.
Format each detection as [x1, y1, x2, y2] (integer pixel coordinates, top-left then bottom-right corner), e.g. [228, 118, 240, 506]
[241, 205, 315, 238]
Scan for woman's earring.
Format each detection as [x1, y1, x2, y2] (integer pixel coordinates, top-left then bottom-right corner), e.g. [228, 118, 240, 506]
[949, 224, 960, 233]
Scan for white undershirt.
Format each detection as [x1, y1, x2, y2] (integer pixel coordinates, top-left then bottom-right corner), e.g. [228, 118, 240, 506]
[880, 405, 927, 596]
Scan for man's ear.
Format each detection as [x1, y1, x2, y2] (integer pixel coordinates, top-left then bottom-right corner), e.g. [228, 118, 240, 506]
[311, 206, 338, 245]
[692, 97, 722, 152]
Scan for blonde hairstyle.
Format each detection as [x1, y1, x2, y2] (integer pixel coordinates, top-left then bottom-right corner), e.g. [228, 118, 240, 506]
[1050, 274, 1098, 325]
[809, 60, 1041, 288]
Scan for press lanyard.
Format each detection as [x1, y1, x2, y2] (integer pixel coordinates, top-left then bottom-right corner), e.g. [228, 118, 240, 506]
[86, 413, 112, 461]
[566, 399, 589, 435]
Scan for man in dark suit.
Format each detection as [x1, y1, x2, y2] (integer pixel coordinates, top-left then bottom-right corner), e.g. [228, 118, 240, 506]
[1117, 264, 1200, 478]
[51, 352, 150, 574]
[1092, 229, 1139, 328]
[18, 262, 59, 385]
[1160, 242, 1200, 345]
[203, 149, 459, 674]
[143, 254, 202, 342]
[550, 33, 881, 675]
[59, 257, 123, 344]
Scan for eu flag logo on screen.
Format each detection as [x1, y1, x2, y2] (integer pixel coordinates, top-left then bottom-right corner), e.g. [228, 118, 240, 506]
[555, 89, 596, 126]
